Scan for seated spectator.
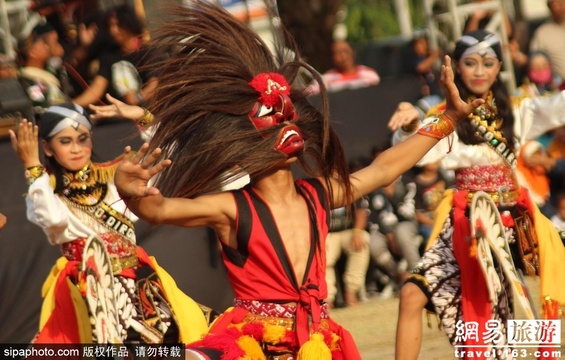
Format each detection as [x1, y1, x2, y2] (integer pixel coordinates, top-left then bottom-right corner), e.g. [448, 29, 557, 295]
[0, 212, 6, 231]
[73, 4, 161, 108]
[516, 141, 551, 209]
[30, 21, 74, 97]
[526, 141, 565, 218]
[515, 51, 562, 97]
[413, 160, 454, 245]
[326, 198, 370, 308]
[63, 9, 108, 99]
[410, 34, 441, 97]
[548, 124, 565, 158]
[307, 40, 380, 95]
[529, 0, 565, 82]
[17, 25, 67, 118]
[550, 192, 565, 245]
[0, 54, 18, 79]
[366, 177, 409, 298]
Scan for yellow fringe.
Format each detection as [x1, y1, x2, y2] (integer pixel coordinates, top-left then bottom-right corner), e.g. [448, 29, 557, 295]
[236, 335, 266, 360]
[263, 324, 287, 344]
[470, 237, 478, 258]
[296, 333, 331, 360]
[48, 159, 120, 190]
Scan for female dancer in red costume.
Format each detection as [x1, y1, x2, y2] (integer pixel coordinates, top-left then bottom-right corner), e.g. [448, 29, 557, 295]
[390, 30, 565, 360]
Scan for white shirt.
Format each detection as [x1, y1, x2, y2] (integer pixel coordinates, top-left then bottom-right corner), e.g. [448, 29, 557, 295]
[393, 91, 565, 170]
[26, 172, 137, 245]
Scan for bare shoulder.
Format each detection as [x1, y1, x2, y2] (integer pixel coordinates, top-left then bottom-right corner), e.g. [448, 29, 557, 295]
[193, 191, 237, 218]
[162, 191, 237, 229]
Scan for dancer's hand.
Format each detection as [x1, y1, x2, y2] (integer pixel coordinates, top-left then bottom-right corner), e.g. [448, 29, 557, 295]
[441, 55, 484, 124]
[8, 119, 41, 168]
[89, 93, 145, 121]
[115, 143, 171, 199]
[388, 102, 421, 132]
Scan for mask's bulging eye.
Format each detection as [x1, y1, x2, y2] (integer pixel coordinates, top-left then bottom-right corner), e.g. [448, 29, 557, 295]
[257, 105, 274, 117]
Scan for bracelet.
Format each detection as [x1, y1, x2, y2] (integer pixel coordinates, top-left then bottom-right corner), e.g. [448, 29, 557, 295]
[417, 113, 454, 140]
[352, 228, 365, 235]
[24, 164, 46, 185]
[135, 108, 154, 127]
[417, 113, 455, 153]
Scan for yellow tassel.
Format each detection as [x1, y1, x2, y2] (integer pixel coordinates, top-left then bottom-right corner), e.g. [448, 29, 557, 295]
[236, 335, 266, 360]
[297, 333, 331, 360]
[329, 333, 341, 351]
[470, 237, 478, 258]
[263, 324, 286, 344]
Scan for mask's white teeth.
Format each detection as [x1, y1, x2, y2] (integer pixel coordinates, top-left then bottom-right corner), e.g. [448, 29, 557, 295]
[280, 130, 298, 145]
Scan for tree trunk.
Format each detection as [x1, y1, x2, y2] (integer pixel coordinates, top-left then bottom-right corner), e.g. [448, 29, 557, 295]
[278, 0, 344, 73]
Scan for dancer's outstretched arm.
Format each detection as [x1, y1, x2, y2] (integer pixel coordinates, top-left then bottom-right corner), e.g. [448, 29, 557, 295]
[114, 144, 235, 230]
[327, 56, 484, 208]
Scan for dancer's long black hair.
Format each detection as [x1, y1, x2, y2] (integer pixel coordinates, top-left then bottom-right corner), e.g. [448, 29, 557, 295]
[145, 0, 352, 208]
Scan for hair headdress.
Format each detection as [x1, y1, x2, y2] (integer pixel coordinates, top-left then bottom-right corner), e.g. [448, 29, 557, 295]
[146, 0, 350, 205]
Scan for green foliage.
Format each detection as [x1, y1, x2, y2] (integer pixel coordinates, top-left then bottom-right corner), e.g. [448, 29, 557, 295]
[344, 0, 427, 43]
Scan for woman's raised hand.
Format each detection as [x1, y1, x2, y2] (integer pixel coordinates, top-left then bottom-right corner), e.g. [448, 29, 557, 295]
[89, 93, 145, 121]
[441, 55, 484, 124]
[114, 143, 171, 199]
[388, 102, 421, 132]
[8, 119, 41, 168]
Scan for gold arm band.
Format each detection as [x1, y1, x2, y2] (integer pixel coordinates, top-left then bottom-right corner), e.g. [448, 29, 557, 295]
[136, 108, 155, 127]
[24, 165, 46, 185]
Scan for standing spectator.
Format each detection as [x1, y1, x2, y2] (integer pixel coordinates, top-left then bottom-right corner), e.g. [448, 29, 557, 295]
[530, 0, 565, 81]
[366, 177, 411, 297]
[326, 199, 370, 308]
[307, 40, 380, 95]
[463, 0, 513, 37]
[30, 22, 74, 98]
[73, 5, 160, 108]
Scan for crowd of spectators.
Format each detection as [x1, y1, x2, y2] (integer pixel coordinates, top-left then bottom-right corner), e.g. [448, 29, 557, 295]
[0, 1, 156, 126]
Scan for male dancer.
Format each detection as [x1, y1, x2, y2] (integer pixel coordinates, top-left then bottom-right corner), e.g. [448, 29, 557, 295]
[114, 1, 483, 358]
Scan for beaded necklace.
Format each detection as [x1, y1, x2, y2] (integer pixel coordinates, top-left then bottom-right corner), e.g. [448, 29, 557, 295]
[468, 92, 517, 166]
[61, 163, 108, 206]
